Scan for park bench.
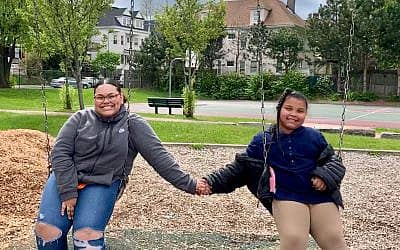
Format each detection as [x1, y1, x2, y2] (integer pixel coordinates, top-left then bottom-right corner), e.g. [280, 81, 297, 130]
[147, 97, 184, 115]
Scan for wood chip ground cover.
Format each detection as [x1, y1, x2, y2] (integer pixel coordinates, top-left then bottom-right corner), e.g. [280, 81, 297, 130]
[1, 130, 399, 249]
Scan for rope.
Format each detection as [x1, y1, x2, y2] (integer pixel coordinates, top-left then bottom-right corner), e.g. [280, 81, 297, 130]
[338, 8, 354, 159]
[33, 0, 52, 176]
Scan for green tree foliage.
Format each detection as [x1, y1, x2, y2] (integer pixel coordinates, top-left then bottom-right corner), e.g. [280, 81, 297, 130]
[92, 51, 120, 78]
[306, 0, 353, 91]
[134, 31, 170, 89]
[247, 23, 269, 73]
[156, 0, 226, 117]
[267, 28, 304, 74]
[352, 0, 381, 93]
[0, 0, 28, 88]
[31, 0, 112, 109]
[375, 0, 400, 95]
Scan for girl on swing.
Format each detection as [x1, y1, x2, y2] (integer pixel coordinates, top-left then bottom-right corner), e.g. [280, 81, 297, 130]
[202, 89, 348, 250]
[34, 79, 210, 249]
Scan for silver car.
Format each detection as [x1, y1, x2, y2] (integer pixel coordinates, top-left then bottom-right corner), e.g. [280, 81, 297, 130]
[50, 77, 90, 89]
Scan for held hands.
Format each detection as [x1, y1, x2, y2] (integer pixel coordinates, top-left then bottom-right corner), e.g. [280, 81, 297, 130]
[61, 198, 77, 220]
[311, 176, 326, 191]
[195, 178, 212, 195]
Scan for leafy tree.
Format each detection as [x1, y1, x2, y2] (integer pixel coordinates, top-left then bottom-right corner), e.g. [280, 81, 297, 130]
[306, 0, 353, 91]
[352, 0, 381, 93]
[376, 0, 400, 96]
[247, 22, 269, 74]
[156, 0, 226, 117]
[134, 30, 170, 89]
[267, 28, 304, 74]
[31, 0, 112, 109]
[200, 35, 225, 70]
[0, 0, 28, 88]
[92, 51, 120, 78]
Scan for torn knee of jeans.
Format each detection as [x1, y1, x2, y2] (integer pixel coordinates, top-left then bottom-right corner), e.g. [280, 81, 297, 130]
[35, 222, 62, 242]
[74, 227, 103, 241]
[73, 228, 104, 249]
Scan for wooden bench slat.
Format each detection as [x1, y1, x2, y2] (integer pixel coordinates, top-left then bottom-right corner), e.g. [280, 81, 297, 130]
[147, 97, 184, 115]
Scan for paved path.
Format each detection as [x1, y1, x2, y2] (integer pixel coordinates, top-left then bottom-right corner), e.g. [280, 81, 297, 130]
[129, 100, 400, 129]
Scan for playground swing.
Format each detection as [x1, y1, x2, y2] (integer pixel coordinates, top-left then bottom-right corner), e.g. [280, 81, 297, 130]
[258, 5, 355, 166]
[33, 0, 137, 178]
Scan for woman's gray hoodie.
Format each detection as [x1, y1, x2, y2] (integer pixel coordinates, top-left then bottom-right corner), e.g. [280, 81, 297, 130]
[51, 107, 196, 201]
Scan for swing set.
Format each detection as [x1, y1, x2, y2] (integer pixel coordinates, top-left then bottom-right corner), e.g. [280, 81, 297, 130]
[33, 1, 354, 177]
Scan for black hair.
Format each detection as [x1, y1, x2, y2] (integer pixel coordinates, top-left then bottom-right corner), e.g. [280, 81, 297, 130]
[94, 78, 126, 103]
[270, 88, 308, 156]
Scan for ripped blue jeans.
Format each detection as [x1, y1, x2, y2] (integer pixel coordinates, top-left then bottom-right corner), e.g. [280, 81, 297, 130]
[35, 174, 120, 249]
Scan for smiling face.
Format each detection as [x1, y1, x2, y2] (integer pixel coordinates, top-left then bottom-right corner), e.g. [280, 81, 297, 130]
[278, 96, 307, 134]
[94, 83, 124, 118]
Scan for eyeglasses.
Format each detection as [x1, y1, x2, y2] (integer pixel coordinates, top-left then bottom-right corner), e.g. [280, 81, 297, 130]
[94, 93, 120, 103]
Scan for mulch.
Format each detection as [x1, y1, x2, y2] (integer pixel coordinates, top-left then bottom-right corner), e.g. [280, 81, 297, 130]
[1, 129, 399, 249]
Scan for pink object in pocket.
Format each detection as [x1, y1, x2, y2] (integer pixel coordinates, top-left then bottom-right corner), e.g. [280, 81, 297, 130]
[269, 167, 276, 193]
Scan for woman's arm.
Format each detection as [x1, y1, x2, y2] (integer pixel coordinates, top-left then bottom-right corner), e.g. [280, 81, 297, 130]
[51, 112, 81, 201]
[128, 115, 197, 194]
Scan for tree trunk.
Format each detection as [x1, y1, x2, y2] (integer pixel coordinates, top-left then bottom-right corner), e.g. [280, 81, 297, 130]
[0, 45, 13, 88]
[397, 68, 400, 96]
[362, 54, 368, 93]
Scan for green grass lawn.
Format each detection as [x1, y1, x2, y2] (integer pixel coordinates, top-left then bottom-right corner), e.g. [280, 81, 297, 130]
[0, 88, 168, 111]
[1, 111, 399, 151]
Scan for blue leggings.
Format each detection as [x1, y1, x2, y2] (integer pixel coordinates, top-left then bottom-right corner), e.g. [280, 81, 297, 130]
[35, 174, 120, 249]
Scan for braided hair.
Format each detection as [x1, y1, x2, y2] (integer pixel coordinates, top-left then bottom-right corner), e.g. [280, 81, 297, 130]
[271, 88, 308, 155]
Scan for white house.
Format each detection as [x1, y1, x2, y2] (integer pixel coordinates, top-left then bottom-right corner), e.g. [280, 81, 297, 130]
[88, 7, 150, 79]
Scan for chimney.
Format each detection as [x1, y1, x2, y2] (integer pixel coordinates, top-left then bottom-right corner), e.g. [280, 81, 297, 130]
[287, 0, 295, 14]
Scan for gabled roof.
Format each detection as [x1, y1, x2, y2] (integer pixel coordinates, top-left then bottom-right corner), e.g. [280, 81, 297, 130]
[225, 0, 305, 28]
[98, 7, 141, 27]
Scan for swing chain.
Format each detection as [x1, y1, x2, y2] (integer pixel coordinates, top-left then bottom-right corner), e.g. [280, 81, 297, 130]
[126, 0, 135, 113]
[34, 0, 52, 175]
[338, 8, 355, 159]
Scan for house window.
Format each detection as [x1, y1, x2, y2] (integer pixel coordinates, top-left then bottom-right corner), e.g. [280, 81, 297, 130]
[240, 36, 247, 49]
[227, 33, 236, 39]
[121, 55, 124, 64]
[253, 10, 260, 22]
[113, 35, 118, 45]
[239, 61, 245, 74]
[133, 37, 139, 46]
[250, 61, 258, 73]
[126, 34, 130, 44]
[227, 61, 235, 67]
[121, 36, 124, 45]
[136, 20, 143, 29]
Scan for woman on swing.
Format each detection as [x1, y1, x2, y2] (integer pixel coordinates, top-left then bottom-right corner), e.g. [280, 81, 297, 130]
[201, 89, 348, 249]
[34, 79, 210, 249]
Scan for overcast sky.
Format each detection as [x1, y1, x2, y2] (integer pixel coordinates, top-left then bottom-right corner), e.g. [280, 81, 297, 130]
[113, 0, 326, 19]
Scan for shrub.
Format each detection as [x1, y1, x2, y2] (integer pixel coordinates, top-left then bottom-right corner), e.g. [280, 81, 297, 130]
[247, 72, 276, 100]
[272, 71, 309, 97]
[59, 84, 77, 110]
[216, 73, 249, 100]
[347, 91, 378, 102]
[309, 75, 334, 98]
[196, 70, 219, 98]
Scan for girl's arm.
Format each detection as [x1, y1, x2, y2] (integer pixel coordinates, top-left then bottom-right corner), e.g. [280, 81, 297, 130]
[312, 144, 346, 192]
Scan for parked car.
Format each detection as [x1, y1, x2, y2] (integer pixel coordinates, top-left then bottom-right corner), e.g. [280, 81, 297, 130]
[81, 76, 100, 88]
[50, 77, 90, 89]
